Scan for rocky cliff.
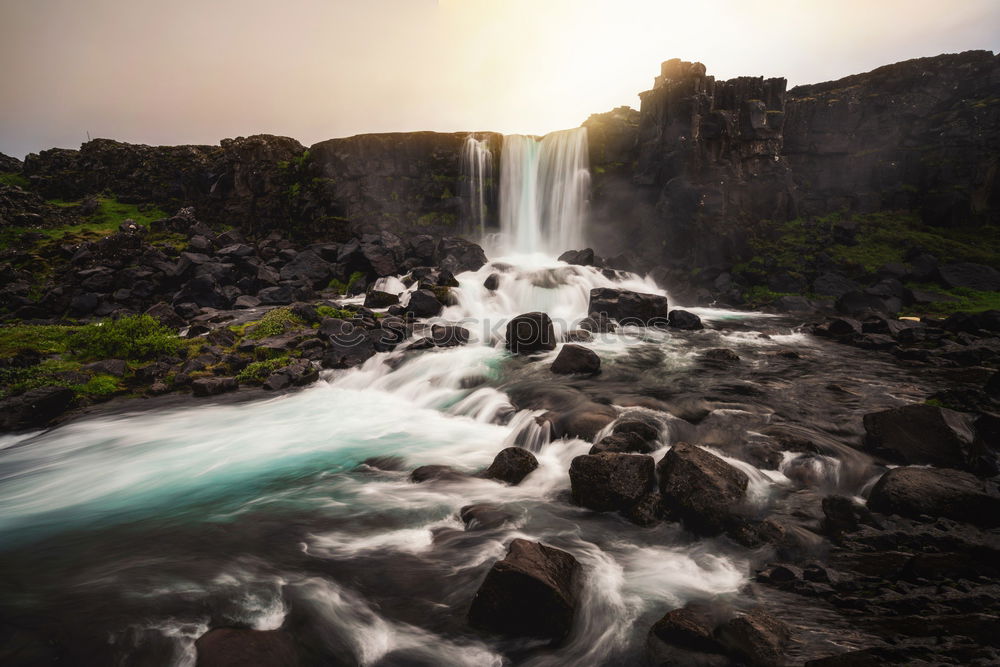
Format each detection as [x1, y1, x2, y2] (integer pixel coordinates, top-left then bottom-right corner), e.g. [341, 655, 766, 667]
[5, 51, 998, 283]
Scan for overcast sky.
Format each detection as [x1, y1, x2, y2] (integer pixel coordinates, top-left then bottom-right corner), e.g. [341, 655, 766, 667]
[1, 0, 998, 158]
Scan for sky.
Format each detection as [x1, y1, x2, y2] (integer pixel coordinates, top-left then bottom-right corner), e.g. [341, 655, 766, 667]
[1, 0, 998, 158]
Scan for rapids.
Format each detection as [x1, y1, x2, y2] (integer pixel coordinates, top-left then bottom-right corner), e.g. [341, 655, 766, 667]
[0, 128, 946, 665]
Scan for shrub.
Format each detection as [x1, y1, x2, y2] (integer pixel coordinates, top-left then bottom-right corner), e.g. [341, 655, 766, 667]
[244, 308, 306, 340]
[316, 305, 356, 320]
[70, 314, 181, 361]
[235, 356, 290, 383]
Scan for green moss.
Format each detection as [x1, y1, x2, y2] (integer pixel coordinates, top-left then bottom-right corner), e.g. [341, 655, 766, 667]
[316, 305, 355, 320]
[902, 286, 1000, 316]
[327, 271, 365, 295]
[235, 356, 291, 383]
[242, 308, 306, 340]
[76, 374, 122, 397]
[0, 172, 29, 188]
[0, 324, 77, 359]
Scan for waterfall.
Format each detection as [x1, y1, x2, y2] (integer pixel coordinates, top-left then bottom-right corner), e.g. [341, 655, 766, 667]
[461, 135, 494, 237]
[498, 127, 590, 256]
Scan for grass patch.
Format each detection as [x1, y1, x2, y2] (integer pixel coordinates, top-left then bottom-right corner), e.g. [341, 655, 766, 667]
[235, 356, 290, 383]
[0, 195, 170, 249]
[69, 315, 182, 361]
[316, 305, 356, 320]
[0, 172, 29, 188]
[903, 286, 1000, 316]
[0, 324, 78, 359]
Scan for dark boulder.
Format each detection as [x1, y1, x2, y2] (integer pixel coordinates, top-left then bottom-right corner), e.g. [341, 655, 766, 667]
[701, 348, 740, 363]
[867, 466, 1000, 527]
[569, 453, 656, 512]
[404, 289, 443, 318]
[835, 291, 893, 316]
[0, 386, 75, 431]
[483, 273, 500, 291]
[191, 377, 238, 397]
[194, 628, 301, 667]
[410, 465, 468, 483]
[668, 309, 703, 330]
[558, 248, 596, 266]
[550, 344, 600, 375]
[436, 237, 487, 274]
[588, 287, 669, 326]
[468, 538, 580, 641]
[863, 404, 983, 472]
[144, 302, 187, 330]
[363, 290, 399, 308]
[614, 419, 661, 444]
[460, 504, 515, 530]
[579, 312, 617, 333]
[483, 447, 539, 485]
[257, 285, 295, 306]
[938, 262, 1000, 292]
[715, 608, 791, 667]
[657, 443, 749, 534]
[506, 312, 556, 354]
[430, 324, 470, 347]
[647, 604, 728, 667]
[589, 431, 655, 455]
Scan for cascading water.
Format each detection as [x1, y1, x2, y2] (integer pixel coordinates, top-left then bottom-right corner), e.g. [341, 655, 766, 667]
[460, 135, 493, 237]
[498, 128, 589, 256]
[0, 123, 913, 666]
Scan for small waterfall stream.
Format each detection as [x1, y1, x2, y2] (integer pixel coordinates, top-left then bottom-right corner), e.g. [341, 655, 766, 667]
[460, 135, 494, 238]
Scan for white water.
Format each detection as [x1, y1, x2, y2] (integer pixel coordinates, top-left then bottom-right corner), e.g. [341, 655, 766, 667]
[0, 124, 794, 665]
[498, 128, 589, 255]
[460, 135, 493, 237]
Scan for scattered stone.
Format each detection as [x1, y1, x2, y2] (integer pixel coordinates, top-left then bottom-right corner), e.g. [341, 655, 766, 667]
[506, 312, 556, 354]
[589, 431, 653, 455]
[716, 608, 791, 667]
[460, 504, 514, 530]
[482, 447, 538, 485]
[668, 309, 703, 330]
[658, 443, 748, 534]
[648, 604, 728, 667]
[588, 287, 669, 326]
[863, 403, 983, 472]
[468, 539, 580, 641]
[363, 290, 399, 308]
[405, 289, 444, 318]
[702, 348, 740, 363]
[191, 377, 238, 397]
[483, 273, 500, 291]
[867, 466, 1000, 527]
[569, 453, 656, 512]
[551, 344, 600, 375]
[410, 465, 468, 483]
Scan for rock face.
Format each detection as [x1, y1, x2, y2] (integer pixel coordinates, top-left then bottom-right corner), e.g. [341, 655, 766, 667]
[657, 443, 749, 534]
[715, 609, 791, 667]
[506, 312, 557, 354]
[194, 628, 301, 667]
[550, 344, 601, 374]
[867, 466, 1000, 527]
[468, 539, 580, 641]
[483, 447, 538, 485]
[588, 288, 669, 325]
[862, 404, 984, 472]
[569, 453, 656, 512]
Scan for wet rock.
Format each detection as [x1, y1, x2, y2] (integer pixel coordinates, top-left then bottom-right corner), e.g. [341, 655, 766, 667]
[468, 538, 580, 641]
[563, 329, 593, 342]
[506, 312, 556, 355]
[460, 504, 514, 530]
[863, 403, 985, 472]
[588, 287, 669, 326]
[716, 608, 791, 667]
[430, 324, 469, 347]
[360, 456, 407, 471]
[558, 248, 596, 266]
[552, 404, 617, 441]
[625, 490, 668, 527]
[668, 309, 704, 330]
[435, 237, 487, 274]
[410, 465, 468, 483]
[0, 386, 75, 431]
[613, 418, 660, 444]
[658, 443, 748, 534]
[404, 289, 443, 318]
[589, 431, 654, 455]
[648, 604, 728, 667]
[363, 290, 399, 308]
[483, 273, 500, 291]
[579, 312, 617, 333]
[569, 453, 656, 512]
[191, 377, 238, 397]
[550, 344, 600, 375]
[279, 249, 332, 287]
[482, 447, 538, 485]
[867, 466, 1000, 527]
[234, 295, 261, 309]
[701, 348, 740, 363]
[756, 563, 803, 585]
[821, 495, 880, 535]
[194, 628, 301, 667]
